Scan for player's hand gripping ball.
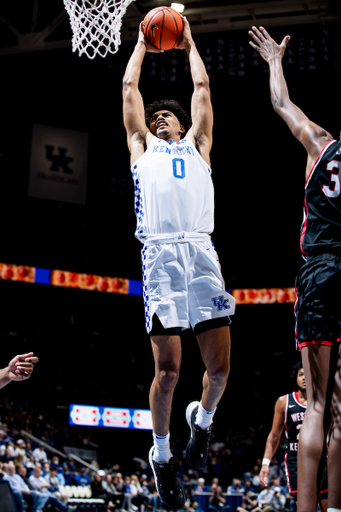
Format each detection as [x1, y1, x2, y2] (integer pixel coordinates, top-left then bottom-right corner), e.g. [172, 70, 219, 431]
[142, 6, 183, 51]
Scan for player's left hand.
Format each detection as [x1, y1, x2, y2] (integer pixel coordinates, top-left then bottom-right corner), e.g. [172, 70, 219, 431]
[248, 26, 290, 62]
[8, 352, 39, 381]
[176, 16, 194, 50]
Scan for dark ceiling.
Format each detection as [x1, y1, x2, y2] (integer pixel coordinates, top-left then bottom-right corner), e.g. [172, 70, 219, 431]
[0, 0, 340, 55]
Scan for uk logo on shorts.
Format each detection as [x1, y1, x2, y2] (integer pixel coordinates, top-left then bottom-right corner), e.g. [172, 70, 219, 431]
[211, 295, 230, 311]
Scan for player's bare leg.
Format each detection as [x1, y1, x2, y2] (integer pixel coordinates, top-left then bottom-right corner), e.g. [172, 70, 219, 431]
[149, 334, 182, 439]
[298, 345, 332, 512]
[197, 326, 231, 409]
[186, 325, 231, 470]
[319, 498, 328, 512]
[327, 344, 341, 509]
[148, 333, 185, 510]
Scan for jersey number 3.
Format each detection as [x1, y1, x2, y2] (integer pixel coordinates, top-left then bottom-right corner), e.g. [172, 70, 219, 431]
[322, 160, 341, 198]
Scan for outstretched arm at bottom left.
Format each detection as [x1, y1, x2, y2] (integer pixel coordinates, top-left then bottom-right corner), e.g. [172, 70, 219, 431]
[0, 353, 39, 389]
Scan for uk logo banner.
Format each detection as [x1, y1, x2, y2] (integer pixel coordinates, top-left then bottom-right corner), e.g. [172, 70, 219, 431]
[28, 123, 88, 204]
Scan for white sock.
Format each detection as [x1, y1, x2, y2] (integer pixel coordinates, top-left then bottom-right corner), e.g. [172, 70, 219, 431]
[152, 432, 172, 463]
[195, 402, 216, 430]
[327, 509, 341, 512]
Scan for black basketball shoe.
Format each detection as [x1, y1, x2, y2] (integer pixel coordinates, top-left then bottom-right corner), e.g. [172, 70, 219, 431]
[149, 446, 186, 511]
[186, 401, 212, 470]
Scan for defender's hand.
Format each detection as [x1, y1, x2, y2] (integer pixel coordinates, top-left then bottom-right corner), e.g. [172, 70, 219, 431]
[8, 352, 39, 381]
[248, 26, 290, 62]
[259, 465, 269, 487]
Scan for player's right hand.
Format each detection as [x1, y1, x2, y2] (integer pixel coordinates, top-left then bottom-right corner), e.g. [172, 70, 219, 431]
[259, 465, 269, 487]
[138, 22, 163, 53]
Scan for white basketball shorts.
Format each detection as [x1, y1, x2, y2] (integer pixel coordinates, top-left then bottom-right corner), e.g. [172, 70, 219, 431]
[141, 232, 236, 333]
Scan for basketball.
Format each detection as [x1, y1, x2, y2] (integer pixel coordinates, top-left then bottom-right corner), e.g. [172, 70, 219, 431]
[142, 6, 183, 51]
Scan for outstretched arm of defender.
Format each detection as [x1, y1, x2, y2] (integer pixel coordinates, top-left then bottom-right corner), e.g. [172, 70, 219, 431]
[249, 26, 331, 160]
[122, 25, 162, 160]
[0, 353, 39, 389]
[178, 18, 213, 165]
[259, 396, 285, 487]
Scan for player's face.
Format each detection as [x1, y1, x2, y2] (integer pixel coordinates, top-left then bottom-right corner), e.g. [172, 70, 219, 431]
[297, 368, 306, 390]
[150, 110, 184, 139]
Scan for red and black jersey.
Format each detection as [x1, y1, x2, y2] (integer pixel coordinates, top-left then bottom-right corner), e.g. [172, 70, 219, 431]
[301, 139, 341, 258]
[283, 392, 328, 497]
[284, 392, 305, 454]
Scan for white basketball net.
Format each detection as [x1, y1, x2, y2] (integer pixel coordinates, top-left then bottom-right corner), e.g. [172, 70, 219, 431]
[63, 0, 135, 59]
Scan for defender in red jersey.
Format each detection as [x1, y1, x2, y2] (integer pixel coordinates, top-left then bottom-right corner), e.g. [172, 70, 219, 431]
[249, 26, 341, 512]
[259, 363, 327, 510]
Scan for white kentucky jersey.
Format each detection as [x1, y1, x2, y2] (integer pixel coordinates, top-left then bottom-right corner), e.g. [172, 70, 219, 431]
[131, 136, 214, 242]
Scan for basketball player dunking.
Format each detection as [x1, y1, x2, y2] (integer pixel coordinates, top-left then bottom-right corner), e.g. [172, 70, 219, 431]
[123, 18, 235, 510]
[249, 26, 341, 512]
[259, 362, 328, 510]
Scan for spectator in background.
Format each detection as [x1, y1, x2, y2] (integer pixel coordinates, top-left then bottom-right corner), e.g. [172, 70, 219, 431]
[3, 460, 49, 512]
[257, 481, 278, 512]
[14, 440, 26, 459]
[32, 444, 48, 464]
[195, 478, 208, 493]
[51, 455, 62, 470]
[45, 465, 68, 504]
[51, 455, 66, 486]
[91, 471, 108, 500]
[25, 442, 34, 457]
[250, 465, 261, 492]
[74, 467, 91, 486]
[113, 472, 125, 494]
[269, 486, 286, 512]
[237, 490, 259, 512]
[102, 473, 124, 510]
[0, 438, 15, 460]
[193, 477, 209, 512]
[146, 475, 162, 512]
[62, 462, 73, 485]
[42, 462, 51, 477]
[28, 465, 72, 511]
[227, 479, 245, 494]
[88, 459, 100, 481]
[208, 484, 230, 512]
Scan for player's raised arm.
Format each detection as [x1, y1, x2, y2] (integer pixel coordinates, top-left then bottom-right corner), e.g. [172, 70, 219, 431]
[178, 18, 213, 165]
[122, 25, 162, 163]
[248, 26, 332, 163]
[259, 395, 285, 487]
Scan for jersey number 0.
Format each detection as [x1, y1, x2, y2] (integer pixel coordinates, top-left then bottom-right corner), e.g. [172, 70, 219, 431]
[172, 158, 186, 179]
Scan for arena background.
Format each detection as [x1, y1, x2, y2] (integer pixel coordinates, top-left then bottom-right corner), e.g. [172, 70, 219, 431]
[0, 0, 340, 468]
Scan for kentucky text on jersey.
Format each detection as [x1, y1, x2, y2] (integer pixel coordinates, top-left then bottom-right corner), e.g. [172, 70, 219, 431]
[152, 144, 195, 156]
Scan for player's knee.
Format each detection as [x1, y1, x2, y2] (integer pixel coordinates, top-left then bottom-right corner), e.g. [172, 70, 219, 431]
[207, 360, 230, 386]
[157, 368, 180, 392]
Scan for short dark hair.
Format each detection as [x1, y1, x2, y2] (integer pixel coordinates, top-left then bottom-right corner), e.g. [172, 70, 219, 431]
[145, 99, 192, 138]
[291, 360, 303, 383]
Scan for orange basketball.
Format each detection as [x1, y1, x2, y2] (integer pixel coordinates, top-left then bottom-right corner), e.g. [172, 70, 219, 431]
[142, 6, 183, 51]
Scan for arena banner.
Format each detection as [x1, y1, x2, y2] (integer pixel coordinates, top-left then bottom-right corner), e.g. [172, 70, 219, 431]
[28, 123, 88, 204]
[0, 261, 295, 303]
[69, 404, 153, 430]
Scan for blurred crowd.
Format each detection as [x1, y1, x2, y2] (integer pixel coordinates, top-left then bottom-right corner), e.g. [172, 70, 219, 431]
[0, 399, 296, 512]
